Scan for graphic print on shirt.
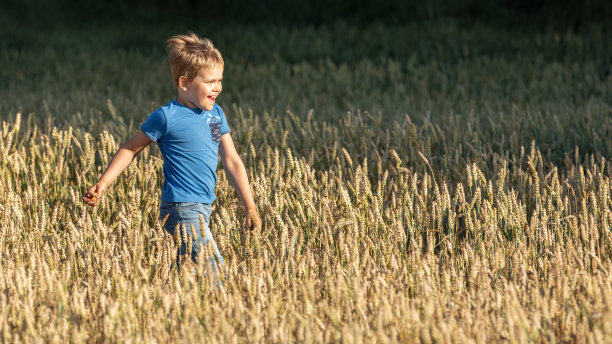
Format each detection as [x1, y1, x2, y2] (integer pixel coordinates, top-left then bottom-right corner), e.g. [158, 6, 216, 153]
[206, 112, 222, 143]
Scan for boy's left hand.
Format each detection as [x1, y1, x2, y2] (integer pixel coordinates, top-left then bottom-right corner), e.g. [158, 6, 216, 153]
[246, 208, 262, 232]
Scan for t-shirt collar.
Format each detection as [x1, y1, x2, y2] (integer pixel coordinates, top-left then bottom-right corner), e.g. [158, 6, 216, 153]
[172, 99, 209, 116]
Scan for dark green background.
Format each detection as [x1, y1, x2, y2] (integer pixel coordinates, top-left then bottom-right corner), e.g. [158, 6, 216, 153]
[3, 0, 612, 36]
[1, 0, 610, 170]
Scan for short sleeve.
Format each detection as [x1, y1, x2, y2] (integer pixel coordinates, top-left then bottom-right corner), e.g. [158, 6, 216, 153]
[217, 105, 231, 135]
[141, 108, 167, 142]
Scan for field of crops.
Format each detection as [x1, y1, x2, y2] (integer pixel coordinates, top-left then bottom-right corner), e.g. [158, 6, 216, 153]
[1, 15, 611, 342]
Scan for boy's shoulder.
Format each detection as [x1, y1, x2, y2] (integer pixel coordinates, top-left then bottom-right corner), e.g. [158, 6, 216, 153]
[159, 99, 182, 114]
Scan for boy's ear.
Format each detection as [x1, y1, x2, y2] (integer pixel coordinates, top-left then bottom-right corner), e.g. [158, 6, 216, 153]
[178, 76, 189, 91]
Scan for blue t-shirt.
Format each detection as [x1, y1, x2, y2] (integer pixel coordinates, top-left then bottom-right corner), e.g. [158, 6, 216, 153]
[141, 100, 231, 203]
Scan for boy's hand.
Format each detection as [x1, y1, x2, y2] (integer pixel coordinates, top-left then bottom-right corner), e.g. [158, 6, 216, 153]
[82, 182, 107, 207]
[80, 129, 151, 208]
[246, 208, 262, 232]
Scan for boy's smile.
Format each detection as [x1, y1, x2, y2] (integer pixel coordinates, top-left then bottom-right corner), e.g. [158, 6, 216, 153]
[177, 65, 223, 111]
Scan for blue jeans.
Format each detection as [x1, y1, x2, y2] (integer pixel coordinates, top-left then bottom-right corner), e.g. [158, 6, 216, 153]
[159, 201, 224, 270]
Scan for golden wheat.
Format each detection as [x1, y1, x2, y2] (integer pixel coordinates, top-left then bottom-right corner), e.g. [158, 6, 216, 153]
[0, 107, 611, 343]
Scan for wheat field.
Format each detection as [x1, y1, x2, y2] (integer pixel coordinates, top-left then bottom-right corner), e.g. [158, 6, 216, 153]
[1, 18, 611, 343]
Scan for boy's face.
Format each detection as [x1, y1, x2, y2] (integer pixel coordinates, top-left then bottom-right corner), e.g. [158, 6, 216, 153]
[178, 65, 223, 111]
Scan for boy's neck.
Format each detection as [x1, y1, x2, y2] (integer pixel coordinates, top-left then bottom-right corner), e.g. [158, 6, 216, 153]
[176, 94, 199, 110]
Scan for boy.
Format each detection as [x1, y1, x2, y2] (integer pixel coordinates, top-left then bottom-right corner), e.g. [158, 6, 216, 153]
[83, 32, 261, 269]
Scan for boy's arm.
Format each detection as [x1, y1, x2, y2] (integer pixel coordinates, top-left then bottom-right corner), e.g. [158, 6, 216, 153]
[82, 129, 153, 206]
[219, 133, 262, 231]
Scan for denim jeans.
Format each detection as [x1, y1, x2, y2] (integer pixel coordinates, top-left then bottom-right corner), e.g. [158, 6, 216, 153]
[159, 201, 224, 271]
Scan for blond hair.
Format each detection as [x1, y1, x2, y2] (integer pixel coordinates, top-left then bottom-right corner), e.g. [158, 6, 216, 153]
[166, 32, 224, 87]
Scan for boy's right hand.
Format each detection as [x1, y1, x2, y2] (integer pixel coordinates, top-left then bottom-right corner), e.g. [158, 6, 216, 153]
[82, 182, 107, 207]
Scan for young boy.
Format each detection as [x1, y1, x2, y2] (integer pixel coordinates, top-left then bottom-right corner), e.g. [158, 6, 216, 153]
[83, 32, 261, 269]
